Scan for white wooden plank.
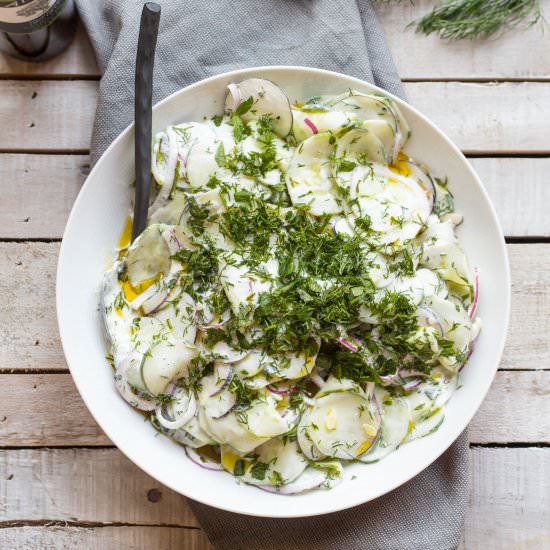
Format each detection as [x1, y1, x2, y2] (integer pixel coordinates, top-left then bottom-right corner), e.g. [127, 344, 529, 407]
[0, 374, 109, 446]
[0, 526, 211, 550]
[0, 370, 546, 446]
[0, 25, 99, 78]
[375, 0, 550, 80]
[0, 448, 198, 527]
[2, 156, 547, 240]
[405, 81, 550, 153]
[1, 3, 549, 80]
[2, 243, 547, 373]
[1, 81, 550, 153]
[468, 371, 550, 443]
[463, 447, 550, 550]
[0, 243, 65, 374]
[0, 81, 97, 151]
[0, 155, 88, 239]
[471, 157, 550, 237]
[0, 447, 547, 549]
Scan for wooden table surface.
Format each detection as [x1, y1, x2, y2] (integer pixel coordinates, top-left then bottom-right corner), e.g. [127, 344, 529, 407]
[1, 2, 549, 548]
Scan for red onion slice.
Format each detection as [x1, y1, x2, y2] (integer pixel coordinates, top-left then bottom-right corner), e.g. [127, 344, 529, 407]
[402, 378, 422, 391]
[469, 267, 480, 319]
[184, 446, 223, 471]
[266, 384, 290, 396]
[226, 82, 241, 110]
[336, 336, 358, 353]
[304, 117, 319, 134]
[155, 387, 197, 430]
[210, 364, 234, 397]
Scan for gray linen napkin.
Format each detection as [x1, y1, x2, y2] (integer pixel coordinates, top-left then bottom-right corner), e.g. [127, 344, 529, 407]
[76, 1, 469, 548]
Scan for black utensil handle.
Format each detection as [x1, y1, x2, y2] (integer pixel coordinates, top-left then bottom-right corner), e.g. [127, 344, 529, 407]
[133, 2, 161, 241]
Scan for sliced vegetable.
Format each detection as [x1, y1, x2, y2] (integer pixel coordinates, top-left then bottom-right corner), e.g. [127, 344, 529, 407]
[286, 133, 341, 215]
[225, 78, 293, 137]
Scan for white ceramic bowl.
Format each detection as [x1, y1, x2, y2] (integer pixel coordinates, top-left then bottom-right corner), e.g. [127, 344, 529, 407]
[57, 66, 510, 518]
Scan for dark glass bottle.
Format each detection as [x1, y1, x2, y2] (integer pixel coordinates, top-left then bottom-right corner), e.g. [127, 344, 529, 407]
[0, 0, 77, 62]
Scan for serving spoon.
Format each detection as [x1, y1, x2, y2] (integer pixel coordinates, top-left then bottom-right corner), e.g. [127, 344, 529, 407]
[132, 2, 161, 241]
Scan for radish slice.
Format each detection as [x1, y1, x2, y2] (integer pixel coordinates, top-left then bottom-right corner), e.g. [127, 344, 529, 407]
[225, 78, 293, 137]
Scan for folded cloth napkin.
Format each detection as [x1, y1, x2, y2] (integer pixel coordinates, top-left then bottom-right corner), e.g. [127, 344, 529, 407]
[76, 1, 469, 548]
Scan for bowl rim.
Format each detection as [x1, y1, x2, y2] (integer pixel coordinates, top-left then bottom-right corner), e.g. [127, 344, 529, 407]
[57, 65, 511, 517]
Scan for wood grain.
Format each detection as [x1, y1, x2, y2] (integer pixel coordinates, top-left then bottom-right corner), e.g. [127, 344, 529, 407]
[2, 243, 547, 374]
[0, 448, 547, 550]
[0, 526, 211, 550]
[0, 448, 198, 527]
[0, 155, 89, 239]
[1, 81, 550, 153]
[463, 447, 550, 550]
[1, 2, 549, 81]
[1, 156, 549, 240]
[470, 157, 550, 238]
[0, 370, 547, 446]
[0, 81, 97, 151]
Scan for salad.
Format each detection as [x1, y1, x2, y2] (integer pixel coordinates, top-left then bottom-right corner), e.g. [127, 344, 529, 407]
[101, 78, 481, 494]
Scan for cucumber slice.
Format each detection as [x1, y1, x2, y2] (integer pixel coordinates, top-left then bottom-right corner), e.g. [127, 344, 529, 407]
[336, 127, 387, 165]
[425, 295, 472, 356]
[358, 388, 411, 463]
[152, 129, 177, 189]
[297, 408, 326, 461]
[420, 218, 472, 292]
[308, 389, 380, 460]
[197, 366, 236, 420]
[218, 252, 277, 314]
[264, 350, 317, 381]
[126, 224, 170, 286]
[198, 407, 267, 454]
[291, 107, 350, 141]
[316, 375, 362, 398]
[330, 91, 409, 161]
[258, 466, 336, 494]
[286, 133, 342, 216]
[242, 438, 308, 487]
[186, 135, 223, 189]
[404, 160, 436, 212]
[140, 340, 197, 396]
[246, 400, 291, 438]
[152, 291, 196, 345]
[340, 163, 430, 249]
[178, 412, 216, 446]
[409, 408, 445, 440]
[225, 78, 293, 137]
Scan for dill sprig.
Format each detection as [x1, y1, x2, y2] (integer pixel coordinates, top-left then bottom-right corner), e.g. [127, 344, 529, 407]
[413, 0, 544, 40]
